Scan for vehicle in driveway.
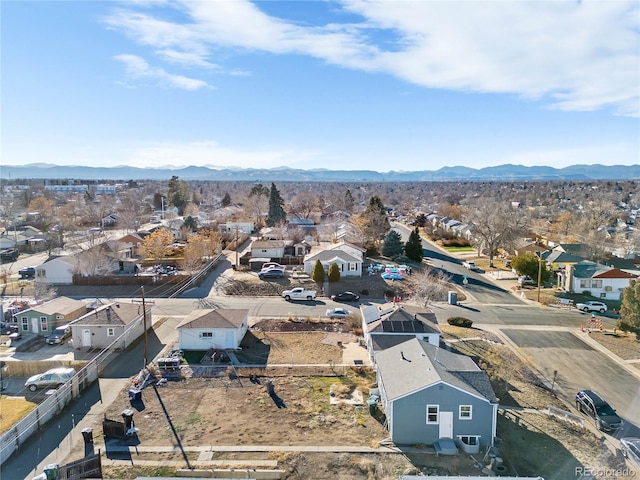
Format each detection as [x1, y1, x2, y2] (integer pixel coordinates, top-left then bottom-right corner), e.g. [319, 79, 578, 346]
[18, 267, 36, 279]
[330, 291, 360, 302]
[575, 301, 607, 313]
[25, 367, 75, 392]
[575, 389, 623, 432]
[258, 268, 284, 279]
[45, 326, 71, 345]
[326, 308, 351, 319]
[620, 437, 640, 467]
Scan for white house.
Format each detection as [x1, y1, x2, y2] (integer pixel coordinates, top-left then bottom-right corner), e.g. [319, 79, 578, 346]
[250, 240, 286, 259]
[565, 261, 638, 300]
[177, 309, 249, 351]
[36, 256, 76, 284]
[221, 221, 254, 235]
[328, 241, 366, 261]
[304, 249, 363, 277]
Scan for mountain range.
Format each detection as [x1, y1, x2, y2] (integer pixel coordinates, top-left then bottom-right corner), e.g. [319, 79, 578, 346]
[1, 163, 638, 182]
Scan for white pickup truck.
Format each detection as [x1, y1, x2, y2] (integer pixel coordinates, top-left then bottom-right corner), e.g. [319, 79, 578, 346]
[462, 260, 478, 271]
[282, 287, 317, 301]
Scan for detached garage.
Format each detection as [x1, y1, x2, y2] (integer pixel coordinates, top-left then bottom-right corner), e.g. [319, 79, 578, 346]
[177, 309, 249, 351]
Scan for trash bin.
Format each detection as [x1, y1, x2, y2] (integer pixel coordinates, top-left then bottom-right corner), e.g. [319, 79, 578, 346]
[81, 427, 93, 444]
[448, 291, 458, 305]
[121, 409, 135, 431]
[42, 464, 58, 480]
[128, 388, 142, 401]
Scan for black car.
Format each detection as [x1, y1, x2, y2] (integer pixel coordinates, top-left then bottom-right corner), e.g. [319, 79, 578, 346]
[330, 291, 360, 302]
[575, 389, 623, 432]
[18, 267, 35, 279]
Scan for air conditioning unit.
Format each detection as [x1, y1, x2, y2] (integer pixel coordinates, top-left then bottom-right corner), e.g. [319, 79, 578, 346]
[605, 286, 612, 292]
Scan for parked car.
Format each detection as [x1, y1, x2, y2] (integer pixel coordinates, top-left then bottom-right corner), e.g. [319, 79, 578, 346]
[575, 389, 623, 432]
[518, 275, 535, 287]
[258, 268, 284, 279]
[18, 267, 35, 279]
[0, 248, 19, 263]
[261, 262, 284, 271]
[620, 437, 640, 467]
[381, 269, 403, 280]
[330, 291, 360, 302]
[45, 326, 71, 345]
[575, 301, 607, 313]
[25, 367, 75, 392]
[326, 308, 351, 319]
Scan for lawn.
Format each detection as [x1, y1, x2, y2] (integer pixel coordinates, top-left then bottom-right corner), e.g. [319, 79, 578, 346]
[0, 396, 37, 434]
[443, 246, 475, 253]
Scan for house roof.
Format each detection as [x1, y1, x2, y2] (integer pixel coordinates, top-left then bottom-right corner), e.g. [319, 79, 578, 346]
[360, 303, 395, 325]
[542, 250, 584, 264]
[328, 241, 366, 253]
[252, 240, 285, 249]
[594, 268, 637, 279]
[42, 255, 75, 266]
[368, 306, 441, 336]
[571, 261, 611, 279]
[177, 309, 249, 329]
[376, 338, 498, 404]
[18, 296, 86, 317]
[602, 257, 640, 272]
[74, 303, 144, 326]
[304, 249, 361, 264]
[117, 233, 143, 244]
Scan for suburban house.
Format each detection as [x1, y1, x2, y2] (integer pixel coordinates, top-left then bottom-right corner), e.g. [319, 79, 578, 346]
[562, 261, 638, 300]
[176, 309, 249, 351]
[328, 241, 366, 261]
[375, 337, 499, 450]
[220, 221, 254, 235]
[250, 240, 286, 260]
[360, 304, 441, 363]
[14, 296, 87, 335]
[303, 248, 363, 277]
[541, 250, 584, 273]
[35, 255, 76, 284]
[288, 218, 316, 234]
[70, 302, 148, 349]
[116, 233, 144, 256]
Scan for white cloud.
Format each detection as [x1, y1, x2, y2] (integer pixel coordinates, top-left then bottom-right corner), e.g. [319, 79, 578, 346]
[127, 140, 321, 169]
[114, 53, 211, 90]
[106, 0, 639, 116]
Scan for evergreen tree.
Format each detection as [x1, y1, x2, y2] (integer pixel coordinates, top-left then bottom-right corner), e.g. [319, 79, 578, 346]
[267, 183, 287, 226]
[221, 192, 231, 207]
[328, 263, 341, 282]
[167, 175, 190, 215]
[361, 195, 390, 244]
[382, 230, 404, 258]
[619, 280, 640, 333]
[312, 259, 325, 284]
[404, 227, 424, 262]
[344, 189, 354, 212]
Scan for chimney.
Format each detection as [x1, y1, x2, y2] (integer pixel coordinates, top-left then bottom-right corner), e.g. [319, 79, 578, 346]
[106, 306, 111, 321]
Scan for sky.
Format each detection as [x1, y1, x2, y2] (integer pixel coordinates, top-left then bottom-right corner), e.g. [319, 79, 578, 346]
[1, 0, 639, 172]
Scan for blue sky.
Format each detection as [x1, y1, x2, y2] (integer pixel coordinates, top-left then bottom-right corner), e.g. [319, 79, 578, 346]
[2, 0, 639, 172]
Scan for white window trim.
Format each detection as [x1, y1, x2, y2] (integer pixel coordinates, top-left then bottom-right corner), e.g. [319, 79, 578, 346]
[457, 435, 480, 446]
[426, 404, 439, 424]
[40, 316, 48, 331]
[107, 328, 115, 337]
[459, 405, 472, 420]
[201, 331, 213, 338]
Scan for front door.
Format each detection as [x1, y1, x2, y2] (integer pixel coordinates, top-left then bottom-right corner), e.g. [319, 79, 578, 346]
[31, 317, 39, 334]
[439, 411, 454, 439]
[82, 329, 92, 347]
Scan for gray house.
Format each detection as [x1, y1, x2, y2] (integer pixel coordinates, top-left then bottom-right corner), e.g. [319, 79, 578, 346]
[376, 338, 498, 450]
[70, 302, 148, 350]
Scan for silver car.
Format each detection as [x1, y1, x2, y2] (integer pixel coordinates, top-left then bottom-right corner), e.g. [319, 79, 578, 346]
[621, 437, 640, 468]
[25, 367, 75, 392]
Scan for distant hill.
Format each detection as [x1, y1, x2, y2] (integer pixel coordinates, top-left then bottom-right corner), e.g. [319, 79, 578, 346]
[1, 163, 638, 182]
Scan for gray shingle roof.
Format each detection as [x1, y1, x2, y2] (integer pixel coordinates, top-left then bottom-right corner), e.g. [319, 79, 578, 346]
[74, 303, 145, 326]
[177, 309, 249, 329]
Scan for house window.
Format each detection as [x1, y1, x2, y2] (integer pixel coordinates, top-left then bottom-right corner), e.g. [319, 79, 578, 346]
[36, 269, 46, 278]
[459, 405, 472, 419]
[40, 317, 48, 331]
[21, 317, 28, 330]
[107, 328, 115, 337]
[457, 435, 480, 446]
[349, 263, 357, 271]
[201, 332, 213, 338]
[426, 405, 439, 424]
[580, 280, 589, 288]
[592, 280, 602, 289]
[56, 315, 64, 320]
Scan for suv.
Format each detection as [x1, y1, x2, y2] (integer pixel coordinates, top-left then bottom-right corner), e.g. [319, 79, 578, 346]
[575, 301, 607, 313]
[18, 267, 36, 279]
[45, 326, 71, 345]
[258, 268, 284, 279]
[575, 390, 623, 432]
[25, 367, 75, 392]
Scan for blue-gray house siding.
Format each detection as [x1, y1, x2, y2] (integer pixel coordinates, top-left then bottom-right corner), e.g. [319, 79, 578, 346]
[384, 381, 496, 446]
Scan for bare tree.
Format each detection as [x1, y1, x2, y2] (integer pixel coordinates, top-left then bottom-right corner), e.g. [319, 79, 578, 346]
[407, 267, 451, 307]
[463, 199, 528, 267]
[74, 248, 112, 276]
[289, 191, 319, 219]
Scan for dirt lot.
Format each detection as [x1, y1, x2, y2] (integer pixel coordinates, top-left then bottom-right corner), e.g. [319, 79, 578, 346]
[80, 321, 638, 480]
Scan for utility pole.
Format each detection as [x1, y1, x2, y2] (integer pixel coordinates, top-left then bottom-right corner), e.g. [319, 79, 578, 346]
[235, 226, 239, 270]
[132, 287, 154, 367]
[537, 251, 543, 303]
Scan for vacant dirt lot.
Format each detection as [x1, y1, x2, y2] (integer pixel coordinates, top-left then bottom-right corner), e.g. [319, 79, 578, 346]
[78, 322, 637, 480]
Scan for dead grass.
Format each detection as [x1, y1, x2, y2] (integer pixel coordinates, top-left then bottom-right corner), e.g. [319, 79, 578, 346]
[0, 396, 37, 434]
[587, 330, 640, 360]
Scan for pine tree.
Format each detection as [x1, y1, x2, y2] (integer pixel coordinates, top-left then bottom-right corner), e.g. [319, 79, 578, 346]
[382, 230, 404, 258]
[404, 227, 424, 262]
[267, 183, 287, 226]
[328, 263, 341, 282]
[221, 192, 231, 207]
[619, 280, 640, 333]
[312, 259, 325, 284]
